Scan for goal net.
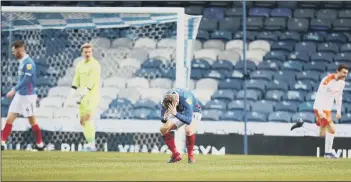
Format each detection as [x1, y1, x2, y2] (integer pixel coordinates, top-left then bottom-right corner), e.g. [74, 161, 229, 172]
[1, 6, 202, 152]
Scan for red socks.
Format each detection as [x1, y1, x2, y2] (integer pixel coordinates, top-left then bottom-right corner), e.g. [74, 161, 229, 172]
[163, 132, 178, 155]
[31, 124, 43, 144]
[186, 134, 195, 157]
[2, 123, 13, 143]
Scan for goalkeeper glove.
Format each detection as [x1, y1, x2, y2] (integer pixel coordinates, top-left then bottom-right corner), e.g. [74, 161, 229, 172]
[77, 88, 90, 105]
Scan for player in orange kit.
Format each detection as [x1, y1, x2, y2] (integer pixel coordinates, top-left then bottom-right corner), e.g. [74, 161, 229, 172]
[291, 64, 349, 158]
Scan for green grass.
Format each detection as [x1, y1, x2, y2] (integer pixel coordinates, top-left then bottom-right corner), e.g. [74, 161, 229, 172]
[2, 151, 351, 181]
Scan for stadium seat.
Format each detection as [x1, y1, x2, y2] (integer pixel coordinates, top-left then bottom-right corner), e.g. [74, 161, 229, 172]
[127, 77, 150, 89]
[185, 6, 204, 15]
[194, 40, 203, 51]
[226, 40, 246, 51]
[250, 70, 274, 82]
[90, 37, 111, 49]
[287, 18, 309, 32]
[292, 112, 315, 123]
[204, 40, 225, 50]
[205, 99, 227, 110]
[323, 1, 343, 8]
[249, 8, 271, 17]
[296, 71, 320, 83]
[281, 61, 303, 72]
[211, 90, 236, 103]
[191, 69, 206, 80]
[247, 112, 267, 122]
[316, 9, 337, 21]
[271, 41, 294, 53]
[249, 40, 271, 53]
[39, 97, 63, 108]
[282, 91, 306, 102]
[317, 42, 339, 54]
[101, 87, 120, 100]
[192, 59, 211, 70]
[192, 89, 215, 106]
[265, 90, 285, 101]
[251, 100, 275, 114]
[127, 48, 149, 62]
[295, 42, 317, 54]
[227, 100, 250, 111]
[218, 78, 242, 90]
[141, 58, 162, 69]
[150, 78, 173, 89]
[246, 50, 266, 65]
[197, 30, 210, 41]
[220, 110, 244, 121]
[274, 101, 298, 113]
[234, 31, 257, 42]
[133, 108, 153, 120]
[193, 49, 220, 64]
[199, 18, 218, 32]
[148, 109, 161, 120]
[327, 33, 348, 44]
[103, 76, 127, 88]
[117, 59, 142, 78]
[217, 50, 241, 64]
[306, 92, 317, 102]
[303, 32, 325, 43]
[279, 31, 301, 43]
[340, 43, 351, 53]
[235, 61, 257, 72]
[268, 111, 292, 123]
[256, 31, 279, 42]
[109, 98, 133, 109]
[218, 17, 241, 33]
[134, 38, 157, 49]
[278, 1, 297, 8]
[287, 51, 309, 63]
[117, 88, 142, 103]
[196, 78, 219, 91]
[236, 89, 261, 101]
[263, 51, 287, 63]
[212, 60, 234, 73]
[298, 102, 314, 112]
[210, 31, 233, 41]
[270, 8, 292, 18]
[157, 38, 176, 49]
[203, 70, 226, 80]
[225, 8, 242, 17]
[149, 48, 174, 61]
[310, 52, 333, 64]
[140, 88, 165, 103]
[264, 17, 286, 31]
[203, 7, 225, 20]
[111, 38, 133, 49]
[54, 108, 79, 119]
[47, 86, 70, 98]
[257, 61, 279, 71]
[201, 109, 223, 121]
[340, 113, 351, 124]
[266, 80, 289, 91]
[310, 18, 332, 31]
[334, 53, 351, 64]
[247, 17, 264, 30]
[246, 79, 267, 94]
[298, 1, 321, 8]
[339, 10, 351, 19]
[293, 8, 315, 19]
[36, 108, 55, 119]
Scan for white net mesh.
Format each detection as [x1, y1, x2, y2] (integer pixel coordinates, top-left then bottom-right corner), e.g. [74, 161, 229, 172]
[1, 10, 201, 149]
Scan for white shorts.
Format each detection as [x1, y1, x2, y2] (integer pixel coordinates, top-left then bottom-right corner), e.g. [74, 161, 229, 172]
[168, 112, 202, 130]
[8, 94, 37, 117]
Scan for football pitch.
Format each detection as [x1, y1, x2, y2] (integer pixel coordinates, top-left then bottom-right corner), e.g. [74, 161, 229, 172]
[2, 151, 351, 181]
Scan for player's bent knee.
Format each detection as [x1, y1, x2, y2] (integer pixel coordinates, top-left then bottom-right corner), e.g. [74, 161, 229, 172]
[5, 112, 18, 124]
[27, 116, 37, 126]
[185, 125, 193, 136]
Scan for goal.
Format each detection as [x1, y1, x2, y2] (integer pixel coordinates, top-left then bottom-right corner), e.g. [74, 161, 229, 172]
[1, 6, 202, 153]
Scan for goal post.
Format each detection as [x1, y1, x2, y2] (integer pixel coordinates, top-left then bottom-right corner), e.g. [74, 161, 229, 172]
[1, 6, 202, 153]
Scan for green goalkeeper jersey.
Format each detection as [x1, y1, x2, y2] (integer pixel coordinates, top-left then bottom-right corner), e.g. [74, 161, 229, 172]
[72, 57, 101, 99]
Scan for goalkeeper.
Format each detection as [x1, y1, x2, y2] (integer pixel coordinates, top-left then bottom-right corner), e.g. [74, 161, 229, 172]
[64, 43, 101, 151]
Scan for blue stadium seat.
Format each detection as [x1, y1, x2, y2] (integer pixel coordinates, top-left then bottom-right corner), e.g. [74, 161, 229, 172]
[134, 99, 157, 110]
[304, 62, 327, 72]
[292, 112, 315, 123]
[203, 70, 226, 80]
[246, 79, 267, 94]
[298, 102, 314, 112]
[294, 8, 315, 19]
[306, 92, 317, 102]
[101, 108, 132, 119]
[278, 1, 297, 8]
[281, 61, 303, 72]
[220, 110, 244, 121]
[203, 7, 225, 20]
[295, 42, 317, 54]
[251, 100, 275, 114]
[257, 61, 280, 71]
[310, 18, 332, 31]
[225, 8, 242, 17]
[316, 9, 337, 21]
[133, 108, 153, 120]
[199, 18, 218, 32]
[1, 106, 8, 117]
[310, 52, 334, 64]
[340, 43, 351, 53]
[326, 33, 348, 44]
[279, 31, 301, 43]
[282, 91, 307, 102]
[268, 111, 292, 123]
[227, 100, 252, 111]
[270, 8, 292, 18]
[211, 90, 236, 103]
[219, 17, 241, 33]
[192, 59, 211, 69]
[287, 18, 309, 32]
[197, 30, 210, 41]
[225, 70, 244, 80]
[141, 58, 162, 68]
[250, 70, 274, 81]
[289, 80, 314, 94]
[202, 109, 223, 121]
[249, 8, 271, 17]
[212, 60, 234, 73]
[205, 99, 227, 111]
[266, 80, 289, 91]
[237, 89, 261, 101]
[211, 30, 233, 41]
[334, 53, 351, 64]
[235, 61, 257, 72]
[340, 113, 351, 124]
[274, 101, 298, 113]
[254, 1, 276, 8]
[185, 6, 204, 15]
[274, 70, 296, 82]
[326, 63, 338, 72]
[191, 68, 206, 80]
[247, 17, 264, 30]
[264, 17, 287, 31]
[299, 1, 321, 8]
[1, 97, 12, 107]
[296, 71, 320, 83]
[287, 51, 309, 63]
[256, 31, 279, 41]
[161, 67, 176, 80]
[109, 98, 133, 109]
[247, 112, 267, 122]
[263, 51, 287, 63]
[323, 1, 343, 9]
[339, 10, 351, 19]
[271, 41, 294, 53]
[234, 31, 258, 42]
[218, 78, 242, 90]
[302, 32, 325, 43]
[135, 68, 162, 79]
[317, 42, 339, 54]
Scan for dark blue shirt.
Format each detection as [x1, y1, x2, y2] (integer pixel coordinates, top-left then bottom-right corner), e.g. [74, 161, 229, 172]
[14, 55, 36, 95]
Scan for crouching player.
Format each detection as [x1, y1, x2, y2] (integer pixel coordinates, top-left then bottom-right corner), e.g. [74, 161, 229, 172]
[64, 43, 101, 151]
[160, 88, 202, 164]
[291, 64, 349, 158]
